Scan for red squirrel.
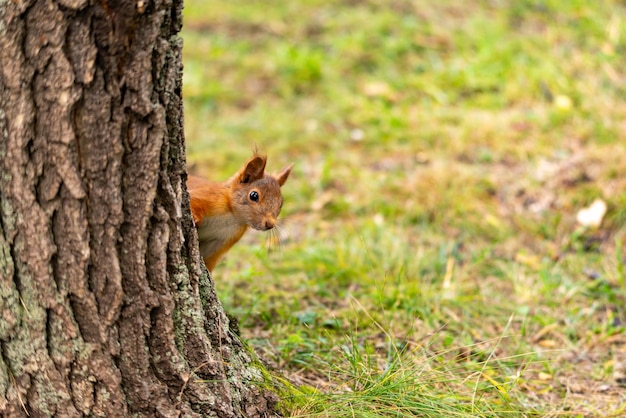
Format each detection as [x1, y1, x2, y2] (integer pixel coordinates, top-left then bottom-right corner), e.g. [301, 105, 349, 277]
[187, 153, 293, 272]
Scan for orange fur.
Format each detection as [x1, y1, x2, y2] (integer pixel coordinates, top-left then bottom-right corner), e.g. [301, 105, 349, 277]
[187, 154, 293, 272]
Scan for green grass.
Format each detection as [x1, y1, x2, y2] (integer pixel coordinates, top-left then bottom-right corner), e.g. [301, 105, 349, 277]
[182, 0, 626, 416]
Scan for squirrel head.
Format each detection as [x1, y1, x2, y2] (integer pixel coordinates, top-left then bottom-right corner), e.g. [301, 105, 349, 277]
[230, 154, 293, 231]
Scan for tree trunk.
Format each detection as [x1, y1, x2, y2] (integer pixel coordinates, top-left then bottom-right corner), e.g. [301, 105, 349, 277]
[0, 1, 277, 417]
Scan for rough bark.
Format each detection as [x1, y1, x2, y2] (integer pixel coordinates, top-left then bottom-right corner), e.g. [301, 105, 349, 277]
[0, 1, 277, 416]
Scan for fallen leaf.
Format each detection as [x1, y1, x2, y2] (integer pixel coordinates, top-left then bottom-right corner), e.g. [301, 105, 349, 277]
[554, 94, 573, 111]
[576, 198, 607, 228]
[538, 339, 558, 348]
[361, 81, 397, 101]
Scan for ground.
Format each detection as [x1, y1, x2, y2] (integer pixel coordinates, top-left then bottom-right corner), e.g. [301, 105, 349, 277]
[182, 1, 626, 416]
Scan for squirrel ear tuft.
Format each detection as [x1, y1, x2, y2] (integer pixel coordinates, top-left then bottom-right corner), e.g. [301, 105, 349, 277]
[274, 163, 293, 187]
[240, 155, 267, 183]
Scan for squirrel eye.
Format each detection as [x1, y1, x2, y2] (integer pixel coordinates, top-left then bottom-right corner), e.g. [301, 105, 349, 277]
[249, 191, 259, 202]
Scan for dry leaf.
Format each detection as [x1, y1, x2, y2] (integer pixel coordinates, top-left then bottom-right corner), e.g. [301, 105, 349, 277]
[361, 81, 397, 101]
[576, 198, 607, 228]
[538, 339, 558, 348]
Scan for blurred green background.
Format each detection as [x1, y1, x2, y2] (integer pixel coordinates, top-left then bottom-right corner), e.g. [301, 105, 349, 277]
[182, 1, 626, 416]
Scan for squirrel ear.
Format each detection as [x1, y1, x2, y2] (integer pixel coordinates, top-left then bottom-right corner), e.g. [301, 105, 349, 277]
[240, 155, 267, 184]
[274, 163, 293, 187]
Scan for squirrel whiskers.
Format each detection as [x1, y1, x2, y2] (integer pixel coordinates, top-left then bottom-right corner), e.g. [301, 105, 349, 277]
[187, 153, 293, 272]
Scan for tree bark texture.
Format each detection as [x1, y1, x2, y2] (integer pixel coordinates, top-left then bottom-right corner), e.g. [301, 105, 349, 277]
[0, 1, 276, 417]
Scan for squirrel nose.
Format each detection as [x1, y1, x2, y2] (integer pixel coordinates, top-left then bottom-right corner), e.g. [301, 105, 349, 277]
[264, 219, 275, 230]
